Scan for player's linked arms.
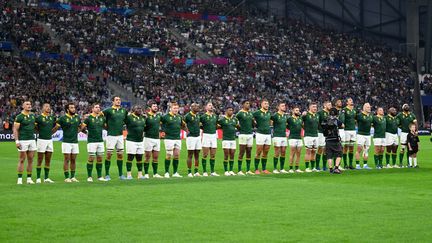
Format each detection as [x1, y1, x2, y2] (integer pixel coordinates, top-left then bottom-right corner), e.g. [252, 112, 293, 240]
[52, 123, 61, 134]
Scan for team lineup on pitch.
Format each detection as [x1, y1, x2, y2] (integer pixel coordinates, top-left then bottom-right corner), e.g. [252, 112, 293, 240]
[13, 97, 419, 184]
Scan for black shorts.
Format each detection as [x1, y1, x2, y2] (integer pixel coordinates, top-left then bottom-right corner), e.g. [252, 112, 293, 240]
[408, 148, 418, 156]
[325, 141, 343, 159]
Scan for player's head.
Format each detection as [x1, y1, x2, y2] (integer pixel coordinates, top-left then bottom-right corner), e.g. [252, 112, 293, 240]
[335, 99, 343, 108]
[132, 105, 142, 116]
[42, 103, 51, 114]
[92, 103, 101, 114]
[323, 101, 332, 111]
[346, 98, 353, 106]
[261, 99, 269, 110]
[170, 102, 179, 115]
[377, 107, 384, 116]
[225, 106, 234, 116]
[329, 107, 339, 117]
[191, 103, 200, 113]
[205, 102, 213, 112]
[388, 106, 397, 116]
[148, 100, 158, 113]
[402, 104, 410, 112]
[278, 102, 286, 112]
[363, 103, 371, 113]
[65, 102, 76, 115]
[292, 106, 301, 116]
[22, 100, 32, 112]
[242, 100, 250, 110]
[409, 122, 417, 132]
[112, 96, 121, 107]
[309, 102, 317, 113]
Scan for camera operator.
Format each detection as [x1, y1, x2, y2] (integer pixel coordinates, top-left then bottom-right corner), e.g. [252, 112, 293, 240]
[321, 108, 344, 174]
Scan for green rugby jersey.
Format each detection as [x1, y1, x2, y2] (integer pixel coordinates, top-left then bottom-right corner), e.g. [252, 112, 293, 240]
[84, 113, 105, 143]
[271, 112, 288, 137]
[253, 109, 271, 134]
[357, 112, 373, 136]
[397, 112, 416, 133]
[343, 107, 357, 131]
[184, 111, 200, 137]
[161, 112, 183, 140]
[302, 112, 319, 137]
[337, 108, 345, 128]
[144, 112, 161, 139]
[35, 113, 55, 140]
[200, 112, 217, 134]
[15, 112, 36, 140]
[385, 114, 399, 134]
[287, 115, 303, 139]
[103, 106, 127, 136]
[235, 110, 253, 134]
[372, 115, 386, 138]
[317, 109, 330, 133]
[57, 114, 81, 143]
[125, 113, 146, 142]
[218, 115, 238, 140]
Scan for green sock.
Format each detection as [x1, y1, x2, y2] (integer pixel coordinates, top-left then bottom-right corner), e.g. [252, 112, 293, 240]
[310, 160, 315, 169]
[18, 173, 22, 178]
[305, 161, 310, 168]
[117, 160, 123, 176]
[385, 153, 390, 165]
[374, 155, 378, 167]
[342, 153, 347, 167]
[254, 158, 260, 170]
[246, 159, 251, 171]
[44, 167, 50, 179]
[202, 158, 207, 172]
[363, 160, 368, 165]
[229, 160, 234, 171]
[392, 154, 397, 165]
[70, 171, 75, 178]
[399, 152, 404, 165]
[223, 161, 228, 172]
[164, 159, 170, 173]
[87, 162, 93, 177]
[348, 153, 354, 166]
[295, 165, 299, 170]
[238, 159, 243, 171]
[64, 171, 69, 179]
[27, 173, 32, 178]
[36, 166, 42, 179]
[315, 154, 321, 168]
[289, 165, 293, 170]
[126, 161, 132, 172]
[356, 160, 360, 165]
[173, 159, 179, 173]
[188, 168, 192, 174]
[262, 158, 267, 170]
[152, 162, 158, 174]
[194, 167, 199, 173]
[379, 155, 384, 167]
[138, 162, 144, 173]
[280, 157, 285, 170]
[210, 159, 215, 173]
[273, 157, 278, 169]
[322, 154, 327, 169]
[96, 163, 102, 178]
[105, 160, 111, 176]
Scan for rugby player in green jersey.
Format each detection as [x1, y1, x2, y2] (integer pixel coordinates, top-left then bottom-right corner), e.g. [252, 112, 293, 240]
[13, 101, 36, 185]
[317, 101, 332, 171]
[35, 103, 56, 183]
[385, 107, 399, 168]
[144, 101, 162, 178]
[271, 102, 288, 174]
[125, 105, 146, 180]
[218, 106, 239, 176]
[355, 103, 373, 170]
[287, 106, 304, 173]
[82, 103, 107, 182]
[235, 100, 254, 175]
[372, 107, 386, 169]
[53, 103, 84, 182]
[342, 98, 357, 169]
[184, 103, 202, 177]
[397, 104, 417, 167]
[253, 99, 272, 174]
[102, 96, 128, 180]
[200, 102, 219, 176]
[302, 102, 319, 172]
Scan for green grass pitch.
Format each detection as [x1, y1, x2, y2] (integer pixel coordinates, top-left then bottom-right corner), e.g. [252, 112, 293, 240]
[0, 137, 431, 242]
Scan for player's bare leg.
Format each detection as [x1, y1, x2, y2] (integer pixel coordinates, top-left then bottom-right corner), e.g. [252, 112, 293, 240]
[70, 154, 78, 181]
[223, 149, 230, 175]
[87, 153, 95, 182]
[135, 154, 143, 179]
[273, 146, 280, 173]
[255, 145, 263, 174]
[262, 144, 271, 174]
[17, 151, 34, 184]
[63, 154, 71, 182]
[316, 147, 325, 171]
[116, 150, 124, 178]
[187, 150, 194, 176]
[276, 145, 287, 173]
[36, 152, 44, 182]
[305, 148, 312, 172]
[126, 154, 135, 179]
[164, 150, 172, 178]
[172, 148, 181, 177]
[151, 151, 160, 177]
[193, 150, 200, 176]
[238, 144, 246, 173]
[295, 146, 302, 172]
[289, 146, 296, 172]
[209, 148, 217, 175]
[202, 147, 209, 175]
[105, 150, 113, 179]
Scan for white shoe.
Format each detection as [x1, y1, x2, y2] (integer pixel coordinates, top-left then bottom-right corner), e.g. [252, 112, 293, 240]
[273, 169, 280, 174]
[27, 178, 35, 184]
[305, 168, 313, 173]
[164, 172, 170, 178]
[98, 177, 107, 182]
[312, 168, 318, 172]
[288, 169, 295, 173]
[17, 178, 23, 185]
[279, 169, 288, 174]
[70, 177, 79, 182]
[153, 174, 163, 178]
[237, 171, 245, 176]
[295, 169, 304, 173]
[245, 170, 255, 175]
[210, 172, 220, 177]
[36, 178, 42, 184]
[87, 177, 93, 182]
[229, 171, 236, 176]
[339, 167, 345, 171]
[44, 178, 54, 183]
[172, 172, 183, 178]
[202, 172, 209, 177]
[224, 171, 231, 176]
[393, 164, 400, 168]
[386, 164, 393, 168]
[356, 165, 362, 170]
[194, 172, 202, 177]
[64, 178, 72, 183]
[187, 173, 193, 178]
[144, 174, 150, 179]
